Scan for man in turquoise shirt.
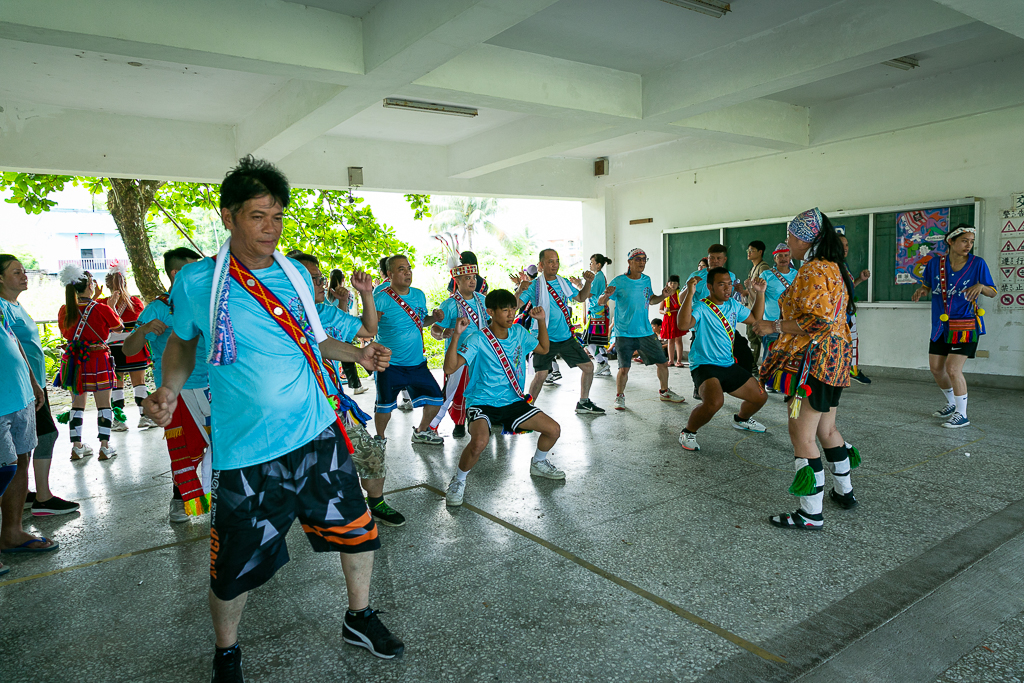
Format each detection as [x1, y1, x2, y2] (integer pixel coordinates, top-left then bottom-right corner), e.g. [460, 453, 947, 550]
[143, 157, 403, 679]
[676, 267, 769, 453]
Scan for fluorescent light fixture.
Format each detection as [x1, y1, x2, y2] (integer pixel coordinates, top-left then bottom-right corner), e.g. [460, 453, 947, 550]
[881, 56, 919, 71]
[659, 0, 730, 18]
[383, 98, 478, 118]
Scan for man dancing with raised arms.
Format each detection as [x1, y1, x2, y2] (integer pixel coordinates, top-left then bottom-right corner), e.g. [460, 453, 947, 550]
[443, 290, 564, 507]
[430, 253, 490, 439]
[677, 267, 769, 452]
[598, 247, 687, 411]
[513, 249, 603, 414]
[144, 157, 402, 682]
[373, 255, 446, 445]
[123, 247, 207, 524]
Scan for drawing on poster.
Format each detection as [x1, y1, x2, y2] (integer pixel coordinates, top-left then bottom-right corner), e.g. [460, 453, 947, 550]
[896, 208, 948, 284]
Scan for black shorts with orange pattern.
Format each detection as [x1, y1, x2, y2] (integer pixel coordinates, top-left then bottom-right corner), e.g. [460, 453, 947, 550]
[209, 423, 379, 601]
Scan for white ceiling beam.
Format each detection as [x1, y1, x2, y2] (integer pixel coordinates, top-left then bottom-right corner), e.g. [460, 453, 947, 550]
[237, 0, 561, 162]
[930, 0, 1024, 40]
[234, 80, 348, 161]
[0, 0, 364, 82]
[642, 0, 980, 122]
[671, 100, 809, 151]
[810, 52, 1024, 144]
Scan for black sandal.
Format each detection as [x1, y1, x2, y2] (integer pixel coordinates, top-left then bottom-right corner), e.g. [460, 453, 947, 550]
[768, 511, 822, 530]
[829, 489, 859, 510]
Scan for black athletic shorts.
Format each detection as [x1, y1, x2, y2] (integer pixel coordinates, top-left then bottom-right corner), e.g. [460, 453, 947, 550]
[804, 375, 843, 413]
[928, 339, 978, 359]
[532, 337, 590, 372]
[467, 400, 541, 433]
[691, 362, 752, 394]
[209, 424, 379, 601]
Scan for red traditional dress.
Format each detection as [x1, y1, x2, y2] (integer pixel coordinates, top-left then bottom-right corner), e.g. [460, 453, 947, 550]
[57, 300, 122, 393]
[660, 290, 685, 339]
[100, 295, 151, 372]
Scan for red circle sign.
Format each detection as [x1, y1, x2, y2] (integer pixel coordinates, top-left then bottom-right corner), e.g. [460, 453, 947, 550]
[1002, 294, 1015, 305]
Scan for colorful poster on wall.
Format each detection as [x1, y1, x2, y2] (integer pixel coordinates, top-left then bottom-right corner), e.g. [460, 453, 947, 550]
[895, 208, 949, 284]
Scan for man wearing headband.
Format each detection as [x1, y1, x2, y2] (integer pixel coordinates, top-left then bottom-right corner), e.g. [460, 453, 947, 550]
[514, 248, 604, 415]
[431, 254, 491, 439]
[758, 243, 799, 391]
[912, 224, 995, 428]
[145, 157, 403, 678]
[598, 248, 687, 410]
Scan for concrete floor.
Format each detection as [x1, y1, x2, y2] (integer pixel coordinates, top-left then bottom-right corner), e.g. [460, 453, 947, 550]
[2, 365, 1022, 682]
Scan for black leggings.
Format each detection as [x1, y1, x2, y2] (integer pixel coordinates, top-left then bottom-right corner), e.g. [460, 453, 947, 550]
[341, 362, 361, 389]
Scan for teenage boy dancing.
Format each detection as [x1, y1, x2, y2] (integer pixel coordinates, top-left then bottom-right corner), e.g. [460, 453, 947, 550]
[677, 268, 769, 452]
[443, 290, 565, 507]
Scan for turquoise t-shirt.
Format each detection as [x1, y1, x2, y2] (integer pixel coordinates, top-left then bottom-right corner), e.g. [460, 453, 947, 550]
[607, 273, 655, 338]
[760, 268, 798, 322]
[689, 298, 751, 370]
[522, 277, 579, 343]
[0, 305, 33, 416]
[457, 325, 539, 408]
[0, 299, 45, 385]
[685, 269, 737, 302]
[138, 293, 209, 390]
[436, 292, 489, 350]
[317, 302, 362, 343]
[374, 286, 429, 367]
[588, 271, 608, 317]
[170, 258, 335, 470]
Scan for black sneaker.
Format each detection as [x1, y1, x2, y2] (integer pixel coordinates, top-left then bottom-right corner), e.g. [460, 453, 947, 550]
[211, 644, 244, 683]
[344, 609, 404, 659]
[23, 491, 35, 509]
[829, 489, 859, 509]
[575, 399, 606, 415]
[368, 498, 406, 527]
[850, 369, 872, 385]
[31, 496, 81, 516]
[452, 424, 466, 438]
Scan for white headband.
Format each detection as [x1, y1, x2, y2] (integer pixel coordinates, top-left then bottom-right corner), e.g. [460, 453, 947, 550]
[945, 226, 976, 243]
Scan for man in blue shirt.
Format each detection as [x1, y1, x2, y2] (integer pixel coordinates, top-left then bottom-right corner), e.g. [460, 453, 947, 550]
[442, 289, 565, 507]
[143, 157, 403, 680]
[513, 249, 603, 415]
[372, 254, 446, 446]
[758, 243, 798, 371]
[676, 267, 769, 452]
[598, 247, 686, 410]
[124, 247, 206, 524]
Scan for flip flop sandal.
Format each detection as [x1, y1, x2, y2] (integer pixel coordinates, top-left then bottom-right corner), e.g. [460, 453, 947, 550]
[2, 536, 60, 553]
[768, 512, 822, 531]
[0, 563, 9, 576]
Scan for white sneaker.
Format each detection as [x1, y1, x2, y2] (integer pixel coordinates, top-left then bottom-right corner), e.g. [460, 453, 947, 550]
[679, 430, 700, 451]
[98, 445, 118, 461]
[137, 415, 158, 430]
[398, 399, 413, 412]
[353, 385, 368, 395]
[411, 428, 443, 445]
[169, 499, 189, 523]
[110, 419, 129, 432]
[529, 459, 565, 480]
[70, 443, 93, 461]
[732, 416, 767, 433]
[445, 476, 466, 507]
[932, 404, 956, 418]
[659, 389, 686, 403]
[942, 412, 971, 429]
[595, 362, 611, 376]
[614, 394, 626, 411]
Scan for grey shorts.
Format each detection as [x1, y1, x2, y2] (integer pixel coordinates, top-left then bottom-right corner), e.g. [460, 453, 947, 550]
[532, 337, 591, 372]
[616, 334, 668, 369]
[0, 402, 37, 467]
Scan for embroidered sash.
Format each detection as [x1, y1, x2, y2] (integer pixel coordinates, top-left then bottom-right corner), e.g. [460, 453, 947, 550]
[770, 268, 793, 290]
[228, 255, 354, 453]
[453, 291, 484, 329]
[480, 326, 526, 399]
[383, 285, 425, 350]
[546, 280, 577, 332]
[699, 298, 734, 340]
[937, 255, 979, 343]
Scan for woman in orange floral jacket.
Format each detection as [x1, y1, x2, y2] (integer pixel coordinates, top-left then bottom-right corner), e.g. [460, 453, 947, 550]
[754, 208, 861, 531]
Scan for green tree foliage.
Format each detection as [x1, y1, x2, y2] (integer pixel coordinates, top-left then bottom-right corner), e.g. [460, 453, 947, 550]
[428, 196, 502, 250]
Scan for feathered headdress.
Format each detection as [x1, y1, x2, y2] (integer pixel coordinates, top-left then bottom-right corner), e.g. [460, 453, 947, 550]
[59, 263, 87, 287]
[435, 233, 477, 278]
[108, 260, 128, 277]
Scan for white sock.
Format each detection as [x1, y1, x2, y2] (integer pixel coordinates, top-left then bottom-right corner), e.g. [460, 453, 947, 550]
[954, 394, 968, 418]
[828, 458, 853, 495]
[533, 448, 549, 463]
[456, 468, 469, 483]
[551, 361, 560, 373]
[941, 387, 955, 407]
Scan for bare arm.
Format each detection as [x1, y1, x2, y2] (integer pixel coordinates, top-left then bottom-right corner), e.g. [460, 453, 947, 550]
[143, 332, 198, 427]
[122, 319, 167, 357]
[350, 271, 378, 336]
[16, 339, 45, 409]
[676, 278, 699, 331]
[573, 270, 595, 303]
[530, 307, 550, 356]
[442, 318, 469, 375]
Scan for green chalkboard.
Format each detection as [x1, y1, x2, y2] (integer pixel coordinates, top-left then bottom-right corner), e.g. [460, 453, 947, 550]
[872, 204, 974, 302]
[831, 214, 870, 302]
[723, 223, 789, 282]
[665, 229, 722, 282]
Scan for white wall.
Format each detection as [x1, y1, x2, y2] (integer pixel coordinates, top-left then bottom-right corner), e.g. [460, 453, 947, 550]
[588, 105, 1024, 378]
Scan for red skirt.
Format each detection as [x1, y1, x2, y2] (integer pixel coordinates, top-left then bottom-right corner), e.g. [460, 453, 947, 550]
[661, 313, 685, 339]
[60, 345, 115, 394]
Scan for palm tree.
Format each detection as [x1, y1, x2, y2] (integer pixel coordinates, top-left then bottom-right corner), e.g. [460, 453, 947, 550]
[428, 197, 502, 250]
